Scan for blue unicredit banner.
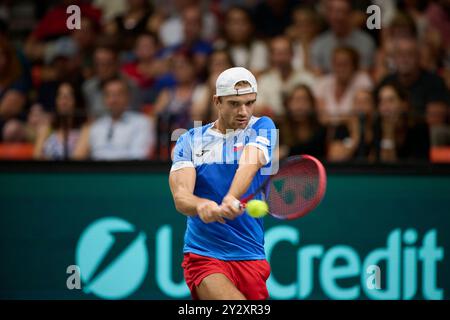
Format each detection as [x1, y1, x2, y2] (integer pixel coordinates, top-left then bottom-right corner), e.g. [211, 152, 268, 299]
[0, 170, 448, 300]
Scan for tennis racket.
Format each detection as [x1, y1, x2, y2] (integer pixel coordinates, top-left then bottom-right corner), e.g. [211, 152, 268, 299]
[234, 155, 327, 220]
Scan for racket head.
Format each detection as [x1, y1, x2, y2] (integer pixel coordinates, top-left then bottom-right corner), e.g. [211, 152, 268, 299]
[265, 155, 327, 220]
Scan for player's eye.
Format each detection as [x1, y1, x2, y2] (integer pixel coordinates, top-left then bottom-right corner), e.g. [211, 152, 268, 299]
[246, 100, 255, 106]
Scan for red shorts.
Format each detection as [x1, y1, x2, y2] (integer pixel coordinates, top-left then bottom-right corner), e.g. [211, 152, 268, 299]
[182, 252, 271, 300]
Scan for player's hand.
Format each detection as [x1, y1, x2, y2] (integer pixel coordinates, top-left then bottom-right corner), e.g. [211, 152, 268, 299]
[196, 200, 226, 224]
[220, 194, 244, 220]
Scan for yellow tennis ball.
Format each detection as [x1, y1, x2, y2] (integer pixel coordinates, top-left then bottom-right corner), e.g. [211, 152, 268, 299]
[246, 200, 269, 218]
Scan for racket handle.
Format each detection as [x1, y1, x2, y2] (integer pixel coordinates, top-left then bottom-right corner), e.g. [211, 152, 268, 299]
[232, 199, 245, 210]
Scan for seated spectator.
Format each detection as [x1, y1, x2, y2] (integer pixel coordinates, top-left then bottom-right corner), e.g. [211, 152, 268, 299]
[0, 37, 31, 141]
[285, 5, 322, 72]
[253, 0, 298, 38]
[160, 5, 213, 78]
[37, 38, 83, 114]
[315, 47, 373, 123]
[190, 49, 234, 124]
[24, 0, 101, 62]
[121, 32, 163, 105]
[214, 6, 268, 76]
[426, 100, 450, 147]
[310, 0, 375, 74]
[34, 82, 87, 160]
[153, 50, 201, 127]
[353, 89, 377, 161]
[374, 11, 419, 82]
[279, 84, 327, 160]
[376, 37, 450, 117]
[82, 40, 142, 118]
[104, 0, 154, 51]
[71, 16, 101, 80]
[256, 36, 316, 118]
[73, 77, 154, 160]
[373, 83, 430, 162]
[326, 116, 361, 163]
[159, 0, 217, 48]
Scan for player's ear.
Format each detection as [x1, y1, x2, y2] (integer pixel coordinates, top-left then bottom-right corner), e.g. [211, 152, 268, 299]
[213, 95, 221, 108]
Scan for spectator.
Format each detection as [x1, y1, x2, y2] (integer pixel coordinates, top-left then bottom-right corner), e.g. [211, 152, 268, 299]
[34, 82, 87, 160]
[374, 12, 419, 82]
[159, 0, 217, 47]
[253, 0, 298, 38]
[191, 49, 234, 124]
[256, 36, 316, 118]
[160, 5, 213, 78]
[0, 37, 31, 141]
[37, 37, 82, 114]
[310, 0, 376, 74]
[215, 6, 268, 76]
[285, 5, 322, 72]
[315, 47, 373, 123]
[373, 83, 430, 162]
[24, 0, 101, 62]
[279, 84, 327, 160]
[326, 115, 361, 163]
[426, 100, 450, 146]
[74, 77, 154, 160]
[104, 0, 154, 51]
[82, 40, 142, 118]
[376, 37, 450, 116]
[353, 89, 377, 161]
[425, 0, 450, 50]
[153, 51, 203, 159]
[121, 32, 164, 105]
[398, 0, 430, 40]
[71, 16, 101, 80]
[153, 50, 201, 129]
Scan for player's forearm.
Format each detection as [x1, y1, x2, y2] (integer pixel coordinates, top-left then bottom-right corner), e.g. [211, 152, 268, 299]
[226, 163, 260, 199]
[173, 192, 210, 216]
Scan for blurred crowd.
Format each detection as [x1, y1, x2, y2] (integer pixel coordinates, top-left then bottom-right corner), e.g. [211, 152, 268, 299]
[0, 0, 449, 162]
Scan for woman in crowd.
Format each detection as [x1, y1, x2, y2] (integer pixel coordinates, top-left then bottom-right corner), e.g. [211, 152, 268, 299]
[152, 50, 202, 158]
[0, 37, 30, 142]
[353, 89, 377, 161]
[279, 84, 327, 160]
[373, 83, 430, 162]
[315, 46, 373, 125]
[33, 81, 87, 160]
[214, 6, 268, 77]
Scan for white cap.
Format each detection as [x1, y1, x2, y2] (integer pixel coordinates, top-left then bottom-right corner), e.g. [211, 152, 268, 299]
[215, 67, 257, 97]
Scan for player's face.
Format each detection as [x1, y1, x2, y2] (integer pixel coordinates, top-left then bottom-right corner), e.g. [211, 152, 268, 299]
[216, 93, 257, 130]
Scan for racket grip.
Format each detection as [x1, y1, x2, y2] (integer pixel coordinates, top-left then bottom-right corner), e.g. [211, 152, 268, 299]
[232, 199, 245, 210]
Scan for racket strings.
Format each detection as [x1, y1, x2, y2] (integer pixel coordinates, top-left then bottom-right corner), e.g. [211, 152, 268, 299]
[267, 158, 323, 219]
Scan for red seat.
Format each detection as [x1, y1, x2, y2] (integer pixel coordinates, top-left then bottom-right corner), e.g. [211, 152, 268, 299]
[430, 147, 450, 163]
[0, 143, 34, 160]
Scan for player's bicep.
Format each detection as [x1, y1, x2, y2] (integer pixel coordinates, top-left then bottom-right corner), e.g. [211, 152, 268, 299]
[240, 145, 266, 169]
[169, 167, 196, 200]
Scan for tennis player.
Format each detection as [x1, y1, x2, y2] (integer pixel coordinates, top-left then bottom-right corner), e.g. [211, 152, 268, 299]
[169, 67, 277, 300]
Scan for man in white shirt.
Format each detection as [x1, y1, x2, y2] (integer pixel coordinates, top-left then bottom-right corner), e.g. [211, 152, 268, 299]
[310, 0, 376, 74]
[74, 77, 154, 160]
